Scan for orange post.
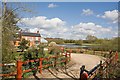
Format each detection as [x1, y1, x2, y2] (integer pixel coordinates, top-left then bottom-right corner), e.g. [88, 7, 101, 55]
[39, 58, 42, 74]
[17, 60, 23, 80]
[69, 53, 71, 60]
[115, 51, 118, 62]
[80, 72, 88, 80]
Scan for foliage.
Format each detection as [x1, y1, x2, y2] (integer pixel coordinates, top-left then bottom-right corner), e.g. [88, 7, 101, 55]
[86, 35, 97, 41]
[75, 40, 83, 45]
[46, 38, 64, 44]
[92, 37, 119, 51]
[48, 46, 62, 55]
[18, 39, 29, 52]
[64, 39, 83, 45]
[2, 3, 20, 63]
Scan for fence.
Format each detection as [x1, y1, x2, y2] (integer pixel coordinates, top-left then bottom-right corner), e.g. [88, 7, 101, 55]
[0, 63, 16, 77]
[80, 51, 119, 80]
[0, 52, 71, 80]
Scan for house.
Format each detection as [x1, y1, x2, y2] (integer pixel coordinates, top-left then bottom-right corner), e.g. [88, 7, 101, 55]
[14, 31, 41, 47]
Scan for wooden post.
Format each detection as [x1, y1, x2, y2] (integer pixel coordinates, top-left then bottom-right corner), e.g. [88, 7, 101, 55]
[17, 60, 23, 80]
[54, 56, 57, 68]
[39, 58, 42, 74]
[80, 65, 88, 80]
[69, 53, 71, 61]
[99, 60, 103, 78]
[65, 52, 68, 65]
[115, 51, 118, 62]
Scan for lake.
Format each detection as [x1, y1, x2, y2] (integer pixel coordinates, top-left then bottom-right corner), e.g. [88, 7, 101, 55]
[57, 44, 90, 48]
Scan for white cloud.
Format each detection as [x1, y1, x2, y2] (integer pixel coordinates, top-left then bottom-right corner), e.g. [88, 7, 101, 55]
[71, 22, 113, 39]
[82, 9, 93, 16]
[48, 3, 58, 8]
[18, 16, 117, 40]
[98, 10, 118, 23]
[96, 14, 100, 17]
[18, 16, 65, 29]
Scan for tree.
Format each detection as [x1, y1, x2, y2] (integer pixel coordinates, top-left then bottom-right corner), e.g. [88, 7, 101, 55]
[2, 3, 20, 63]
[18, 39, 29, 52]
[86, 35, 97, 41]
[85, 35, 97, 43]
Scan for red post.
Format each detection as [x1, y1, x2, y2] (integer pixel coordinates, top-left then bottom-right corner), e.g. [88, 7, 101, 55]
[115, 51, 118, 62]
[39, 58, 42, 74]
[17, 60, 23, 80]
[80, 72, 88, 80]
[69, 53, 71, 60]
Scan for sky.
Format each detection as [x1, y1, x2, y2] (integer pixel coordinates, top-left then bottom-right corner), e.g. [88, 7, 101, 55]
[7, 2, 119, 40]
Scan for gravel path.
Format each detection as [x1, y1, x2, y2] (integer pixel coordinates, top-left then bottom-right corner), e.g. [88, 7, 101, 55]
[71, 53, 104, 70]
[29, 53, 104, 79]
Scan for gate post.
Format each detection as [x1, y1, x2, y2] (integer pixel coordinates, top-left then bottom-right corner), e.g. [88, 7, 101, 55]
[17, 60, 23, 80]
[39, 58, 42, 74]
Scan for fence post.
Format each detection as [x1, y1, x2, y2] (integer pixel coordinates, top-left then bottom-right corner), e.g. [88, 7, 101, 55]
[69, 52, 71, 61]
[54, 56, 57, 68]
[115, 51, 118, 62]
[17, 60, 23, 80]
[79, 65, 88, 80]
[99, 60, 103, 78]
[65, 52, 68, 65]
[39, 58, 42, 74]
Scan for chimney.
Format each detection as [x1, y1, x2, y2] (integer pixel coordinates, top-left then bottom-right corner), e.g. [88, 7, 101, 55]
[37, 31, 39, 34]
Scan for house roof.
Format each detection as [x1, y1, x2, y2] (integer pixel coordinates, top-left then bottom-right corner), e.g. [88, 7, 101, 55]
[21, 32, 41, 37]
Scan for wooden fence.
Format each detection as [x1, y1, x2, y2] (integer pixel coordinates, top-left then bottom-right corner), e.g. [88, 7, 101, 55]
[80, 51, 119, 80]
[0, 52, 71, 80]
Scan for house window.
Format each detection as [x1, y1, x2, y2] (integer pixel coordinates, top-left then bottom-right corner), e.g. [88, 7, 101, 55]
[36, 37, 39, 41]
[25, 37, 27, 40]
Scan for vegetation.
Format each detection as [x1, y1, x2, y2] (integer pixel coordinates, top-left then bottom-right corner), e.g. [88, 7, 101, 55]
[91, 37, 119, 52]
[2, 3, 20, 63]
[18, 39, 29, 52]
[46, 38, 64, 44]
[1, 2, 119, 79]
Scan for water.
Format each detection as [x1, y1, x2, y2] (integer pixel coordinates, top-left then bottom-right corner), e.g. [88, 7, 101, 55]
[57, 44, 90, 48]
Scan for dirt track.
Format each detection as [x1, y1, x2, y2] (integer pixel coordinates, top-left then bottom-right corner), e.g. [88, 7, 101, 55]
[29, 53, 104, 79]
[71, 53, 104, 70]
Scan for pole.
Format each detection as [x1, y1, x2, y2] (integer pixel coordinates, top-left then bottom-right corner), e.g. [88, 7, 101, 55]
[17, 60, 23, 80]
[115, 51, 118, 62]
[39, 58, 42, 74]
[65, 52, 68, 65]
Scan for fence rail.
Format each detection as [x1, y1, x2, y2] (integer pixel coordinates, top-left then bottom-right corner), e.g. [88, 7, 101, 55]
[80, 51, 119, 80]
[0, 52, 71, 80]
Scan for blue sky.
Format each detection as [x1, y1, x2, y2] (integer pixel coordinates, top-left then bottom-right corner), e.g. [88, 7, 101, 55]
[7, 2, 118, 39]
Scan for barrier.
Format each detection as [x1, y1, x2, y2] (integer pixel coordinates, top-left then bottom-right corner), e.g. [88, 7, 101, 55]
[0, 63, 17, 77]
[0, 52, 71, 80]
[16, 52, 71, 80]
[80, 51, 119, 80]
